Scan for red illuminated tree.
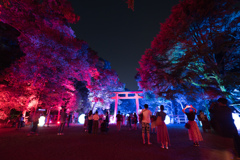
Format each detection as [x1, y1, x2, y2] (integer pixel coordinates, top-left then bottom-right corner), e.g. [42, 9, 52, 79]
[0, 0, 123, 116]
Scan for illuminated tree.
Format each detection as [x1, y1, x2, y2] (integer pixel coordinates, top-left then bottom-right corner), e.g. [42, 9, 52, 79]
[88, 58, 124, 112]
[138, 0, 240, 104]
[0, 0, 122, 115]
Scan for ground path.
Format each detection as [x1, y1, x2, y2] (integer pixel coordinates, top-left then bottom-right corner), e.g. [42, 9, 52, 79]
[0, 124, 238, 160]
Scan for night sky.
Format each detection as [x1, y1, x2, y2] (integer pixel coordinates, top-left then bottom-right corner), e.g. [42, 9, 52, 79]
[68, 0, 180, 90]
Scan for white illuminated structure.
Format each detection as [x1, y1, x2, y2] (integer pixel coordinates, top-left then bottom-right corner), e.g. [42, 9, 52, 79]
[38, 116, 45, 126]
[165, 115, 170, 125]
[232, 113, 240, 130]
[78, 114, 85, 124]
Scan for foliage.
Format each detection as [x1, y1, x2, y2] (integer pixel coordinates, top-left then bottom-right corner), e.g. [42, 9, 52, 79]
[0, 0, 123, 116]
[138, 0, 240, 106]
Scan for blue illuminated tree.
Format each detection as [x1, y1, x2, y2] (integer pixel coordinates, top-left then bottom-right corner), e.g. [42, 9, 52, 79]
[138, 0, 240, 106]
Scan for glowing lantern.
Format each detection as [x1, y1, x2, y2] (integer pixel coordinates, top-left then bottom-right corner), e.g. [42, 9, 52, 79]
[165, 115, 170, 125]
[38, 116, 45, 126]
[78, 114, 85, 124]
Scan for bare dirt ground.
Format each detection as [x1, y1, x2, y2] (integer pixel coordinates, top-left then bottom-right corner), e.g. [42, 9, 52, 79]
[0, 124, 238, 160]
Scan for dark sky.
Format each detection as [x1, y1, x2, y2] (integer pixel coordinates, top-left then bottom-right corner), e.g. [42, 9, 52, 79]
[68, 0, 180, 90]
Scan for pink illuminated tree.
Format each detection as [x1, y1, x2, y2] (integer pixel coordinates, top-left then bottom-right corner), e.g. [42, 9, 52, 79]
[0, 0, 123, 116]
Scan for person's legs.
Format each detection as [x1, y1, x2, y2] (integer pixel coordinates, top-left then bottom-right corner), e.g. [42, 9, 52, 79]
[165, 142, 168, 149]
[161, 143, 164, 148]
[146, 123, 151, 144]
[147, 132, 151, 144]
[92, 121, 96, 134]
[142, 132, 145, 144]
[117, 121, 121, 131]
[88, 120, 92, 133]
[202, 121, 207, 132]
[142, 122, 146, 144]
[58, 123, 62, 134]
[61, 123, 65, 134]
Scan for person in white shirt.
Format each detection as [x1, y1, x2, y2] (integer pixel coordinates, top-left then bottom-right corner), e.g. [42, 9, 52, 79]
[140, 104, 152, 144]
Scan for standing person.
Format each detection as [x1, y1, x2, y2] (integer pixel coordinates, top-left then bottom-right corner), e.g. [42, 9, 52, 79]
[122, 114, 126, 126]
[84, 113, 88, 132]
[17, 114, 24, 129]
[92, 111, 99, 134]
[133, 113, 138, 130]
[67, 113, 72, 128]
[57, 108, 67, 135]
[28, 109, 40, 136]
[197, 110, 211, 133]
[140, 104, 152, 145]
[150, 115, 156, 133]
[156, 105, 170, 149]
[182, 105, 203, 146]
[105, 111, 109, 129]
[88, 110, 93, 134]
[116, 111, 122, 131]
[209, 98, 240, 158]
[127, 114, 132, 130]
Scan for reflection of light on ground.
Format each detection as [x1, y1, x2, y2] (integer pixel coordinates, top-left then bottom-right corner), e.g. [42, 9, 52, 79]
[38, 116, 45, 126]
[232, 113, 240, 130]
[78, 114, 85, 124]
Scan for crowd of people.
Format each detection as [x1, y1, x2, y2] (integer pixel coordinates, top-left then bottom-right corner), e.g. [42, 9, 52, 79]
[13, 97, 239, 158]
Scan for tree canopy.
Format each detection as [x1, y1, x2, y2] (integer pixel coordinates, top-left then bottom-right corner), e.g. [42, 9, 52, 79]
[138, 0, 240, 106]
[0, 0, 124, 119]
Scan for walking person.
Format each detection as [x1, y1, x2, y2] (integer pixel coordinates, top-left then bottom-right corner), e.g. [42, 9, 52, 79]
[84, 113, 88, 132]
[92, 111, 99, 134]
[105, 111, 109, 129]
[88, 110, 93, 134]
[182, 105, 203, 146]
[116, 111, 122, 131]
[28, 109, 40, 136]
[197, 110, 211, 133]
[127, 114, 132, 130]
[133, 113, 138, 130]
[67, 112, 72, 128]
[150, 115, 156, 133]
[140, 104, 152, 145]
[57, 108, 67, 135]
[209, 98, 240, 158]
[156, 105, 170, 149]
[17, 114, 24, 129]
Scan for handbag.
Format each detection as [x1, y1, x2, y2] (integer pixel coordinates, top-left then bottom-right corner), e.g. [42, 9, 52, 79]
[185, 122, 190, 129]
[156, 116, 163, 126]
[139, 110, 145, 123]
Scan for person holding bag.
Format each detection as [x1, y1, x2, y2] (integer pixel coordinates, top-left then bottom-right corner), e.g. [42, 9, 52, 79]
[156, 105, 170, 149]
[182, 105, 203, 146]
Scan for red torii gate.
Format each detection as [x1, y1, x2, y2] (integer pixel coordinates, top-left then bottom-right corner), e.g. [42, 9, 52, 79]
[111, 91, 143, 122]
